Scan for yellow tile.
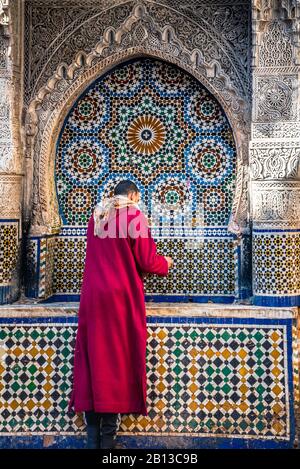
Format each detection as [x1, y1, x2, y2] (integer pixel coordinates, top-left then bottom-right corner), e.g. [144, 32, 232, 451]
[11, 400, 20, 410]
[206, 349, 214, 358]
[222, 401, 232, 411]
[26, 399, 36, 410]
[272, 403, 283, 414]
[239, 384, 248, 394]
[13, 347, 23, 357]
[271, 349, 280, 359]
[188, 365, 198, 376]
[272, 385, 282, 396]
[122, 416, 134, 428]
[239, 367, 248, 376]
[271, 367, 281, 377]
[270, 331, 280, 342]
[272, 420, 283, 434]
[157, 364, 166, 375]
[43, 382, 52, 392]
[222, 349, 231, 359]
[42, 400, 51, 410]
[45, 364, 53, 374]
[189, 348, 198, 358]
[0, 347, 7, 360]
[156, 416, 166, 429]
[157, 381, 166, 392]
[29, 347, 39, 358]
[156, 400, 166, 410]
[189, 401, 198, 411]
[205, 401, 214, 411]
[158, 348, 166, 358]
[157, 330, 167, 340]
[189, 383, 198, 393]
[139, 417, 149, 428]
[238, 350, 247, 359]
[239, 402, 249, 412]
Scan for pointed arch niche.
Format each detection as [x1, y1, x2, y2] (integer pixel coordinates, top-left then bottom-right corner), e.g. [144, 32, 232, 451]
[24, 52, 250, 302]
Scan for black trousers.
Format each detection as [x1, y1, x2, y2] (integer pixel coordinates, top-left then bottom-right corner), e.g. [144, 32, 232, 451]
[84, 410, 121, 449]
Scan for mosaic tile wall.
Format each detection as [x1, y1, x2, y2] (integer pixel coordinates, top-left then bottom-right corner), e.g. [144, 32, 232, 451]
[253, 230, 300, 307]
[0, 220, 20, 304]
[25, 236, 57, 300]
[0, 315, 296, 447]
[47, 226, 239, 300]
[51, 58, 239, 301]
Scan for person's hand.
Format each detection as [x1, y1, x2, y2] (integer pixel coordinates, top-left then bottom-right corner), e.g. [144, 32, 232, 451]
[164, 256, 173, 269]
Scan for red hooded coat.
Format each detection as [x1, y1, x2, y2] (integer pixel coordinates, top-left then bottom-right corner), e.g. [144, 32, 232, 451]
[68, 206, 168, 415]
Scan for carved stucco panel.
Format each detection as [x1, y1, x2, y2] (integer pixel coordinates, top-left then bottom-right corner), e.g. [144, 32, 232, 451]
[250, 141, 300, 180]
[0, 174, 22, 218]
[252, 121, 300, 139]
[0, 0, 24, 177]
[24, 0, 251, 104]
[0, 59, 13, 173]
[254, 75, 298, 122]
[252, 180, 300, 229]
[0, 0, 9, 27]
[258, 21, 293, 67]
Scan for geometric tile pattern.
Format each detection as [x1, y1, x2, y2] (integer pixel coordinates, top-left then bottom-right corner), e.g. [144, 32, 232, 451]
[292, 324, 300, 434]
[253, 231, 300, 296]
[0, 323, 77, 433]
[53, 236, 86, 295]
[51, 228, 238, 297]
[24, 239, 39, 297]
[122, 322, 290, 439]
[38, 237, 57, 299]
[56, 58, 237, 228]
[144, 237, 238, 296]
[0, 221, 19, 286]
[0, 317, 293, 441]
[53, 58, 238, 300]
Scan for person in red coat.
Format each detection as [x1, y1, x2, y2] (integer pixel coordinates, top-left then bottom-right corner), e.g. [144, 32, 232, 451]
[68, 180, 173, 449]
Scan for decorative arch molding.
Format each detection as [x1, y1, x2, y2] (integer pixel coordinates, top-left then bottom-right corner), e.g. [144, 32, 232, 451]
[24, 2, 250, 237]
[24, 0, 251, 103]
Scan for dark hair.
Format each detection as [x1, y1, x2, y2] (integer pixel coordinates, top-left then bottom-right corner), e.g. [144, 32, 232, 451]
[114, 179, 139, 196]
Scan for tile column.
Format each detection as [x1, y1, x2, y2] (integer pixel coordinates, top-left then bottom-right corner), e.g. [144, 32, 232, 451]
[250, 0, 300, 306]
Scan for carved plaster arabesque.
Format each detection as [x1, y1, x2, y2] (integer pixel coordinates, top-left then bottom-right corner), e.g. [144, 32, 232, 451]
[24, 0, 251, 104]
[250, 141, 300, 180]
[0, 174, 22, 219]
[0, 76, 13, 172]
[0, 0, 24, 177]
[0, 2, 13, 174]
[252, 121, 300, 139]
[252, 180, 300, 229]
[258, 20, 293, 67]
[0, 34, 8, 68]
[0, 0, 9, 27]
[252, 0, 300, 23]
[254, 75, 298, 122]
[24, 2, 250, 237]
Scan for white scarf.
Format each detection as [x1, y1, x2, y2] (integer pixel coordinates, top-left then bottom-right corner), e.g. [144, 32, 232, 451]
[93, 195, 140, 237]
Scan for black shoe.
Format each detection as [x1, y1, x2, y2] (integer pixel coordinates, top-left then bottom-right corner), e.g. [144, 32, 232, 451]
[86, 425, 101, 449]
[101, 435, 117, 449]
